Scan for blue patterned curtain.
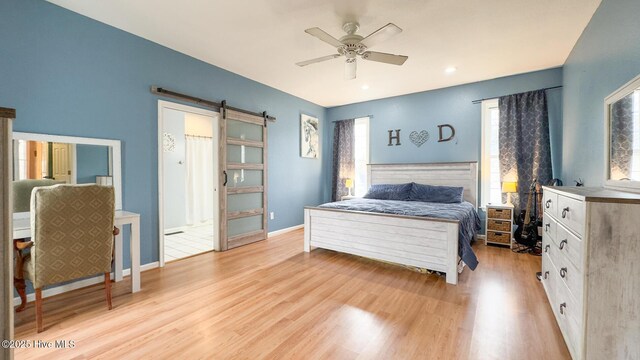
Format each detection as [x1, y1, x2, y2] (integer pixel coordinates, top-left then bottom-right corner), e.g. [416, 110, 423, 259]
[499, 90, 552, 212]
[332, 119, 355, 202]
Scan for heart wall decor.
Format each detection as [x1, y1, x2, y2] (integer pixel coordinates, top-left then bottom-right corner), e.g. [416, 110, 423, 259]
[409, 130, 429, 147]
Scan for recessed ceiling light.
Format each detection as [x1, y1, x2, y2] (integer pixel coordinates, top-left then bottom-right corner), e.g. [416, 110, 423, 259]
[361, 84, 370, 90]
[445, 66, 457, 74]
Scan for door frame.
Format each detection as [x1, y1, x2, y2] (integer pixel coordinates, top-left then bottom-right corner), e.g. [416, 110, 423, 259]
[157, 100, 220, 267]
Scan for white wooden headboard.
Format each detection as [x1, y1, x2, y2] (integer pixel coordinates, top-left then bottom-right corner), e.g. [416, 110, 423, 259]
[367, 162, 479, 207]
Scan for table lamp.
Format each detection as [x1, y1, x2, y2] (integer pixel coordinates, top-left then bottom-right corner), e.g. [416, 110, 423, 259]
[345, 178, 353, 197]
[502, 181, 517, 206]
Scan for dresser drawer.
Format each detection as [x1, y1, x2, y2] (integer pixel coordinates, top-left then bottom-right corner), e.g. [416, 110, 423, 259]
[487, 231, 511, 244]
[543, 191, 558, 219]
[541, 251, 556, 301]
[542, 249, 582, 359]
[557, 194, 585, 236]
[542, 231, 555, 266]
[487, 207, 512, 220]
[487, 219, 511, 232]
[542, 214, 557, 242]
[554, 223, 583, 272]
[553, 277, 583, 360]
[548, 241, 583, 307]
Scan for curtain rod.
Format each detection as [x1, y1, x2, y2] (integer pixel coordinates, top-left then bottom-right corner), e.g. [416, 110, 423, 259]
[471, 85, 562, 104]
[151, 86, 276, 122]
[332, 115, 374, 122]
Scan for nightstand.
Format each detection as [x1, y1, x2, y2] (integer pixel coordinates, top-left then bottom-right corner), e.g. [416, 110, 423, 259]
[341, 195, 358, 201]
[485, 204, 514, 248]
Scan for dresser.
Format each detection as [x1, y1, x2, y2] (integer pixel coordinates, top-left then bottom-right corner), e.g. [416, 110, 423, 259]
[541, 186, 640, 360]
[485, 204, 514, 248]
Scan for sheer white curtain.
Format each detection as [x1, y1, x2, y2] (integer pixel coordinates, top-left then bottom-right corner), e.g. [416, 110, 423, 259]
[185, 135, 214, 225]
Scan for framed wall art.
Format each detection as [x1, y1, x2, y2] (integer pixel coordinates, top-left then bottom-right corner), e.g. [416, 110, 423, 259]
[301, 114, 319, 159]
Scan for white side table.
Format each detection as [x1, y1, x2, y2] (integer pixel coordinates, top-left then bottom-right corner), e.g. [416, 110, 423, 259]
[13, 210, 141, 293]
[114, 210, 141, 293]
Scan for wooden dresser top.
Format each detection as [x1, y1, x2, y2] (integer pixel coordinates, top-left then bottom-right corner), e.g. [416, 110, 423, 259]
[543, 186, 640, 204]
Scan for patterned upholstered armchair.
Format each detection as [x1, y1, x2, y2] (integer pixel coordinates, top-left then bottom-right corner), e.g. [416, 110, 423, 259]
[14, 184, 117, 332]
[12, 179, 65, 213]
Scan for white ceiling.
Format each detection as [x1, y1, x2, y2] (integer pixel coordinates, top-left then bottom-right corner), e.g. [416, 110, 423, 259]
[47, 0, 601, 107]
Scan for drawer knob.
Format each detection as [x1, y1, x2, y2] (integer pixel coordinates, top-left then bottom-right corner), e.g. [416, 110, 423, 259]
[562, 207, 570, 218]
[544, 271, 549, 279]
[545, 199, 552, 209]
[559, 239, 568, 250]
[544, 244, 550, 253]
[560, 267, 567, 278]
[545, 223, 551, 232]
[560, 302, 566, 315]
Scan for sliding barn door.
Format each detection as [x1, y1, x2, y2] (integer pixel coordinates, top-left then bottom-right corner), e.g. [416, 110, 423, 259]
[219, 109, 267, 250]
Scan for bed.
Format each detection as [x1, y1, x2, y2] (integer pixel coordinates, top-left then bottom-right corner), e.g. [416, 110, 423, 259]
[303, 162, 480, 285]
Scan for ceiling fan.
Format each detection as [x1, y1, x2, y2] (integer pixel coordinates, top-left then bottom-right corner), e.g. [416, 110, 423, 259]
[296, 22, 408, 80]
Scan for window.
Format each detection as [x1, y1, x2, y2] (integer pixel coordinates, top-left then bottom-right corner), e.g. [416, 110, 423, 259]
[353, 117, 370, 197]
[481, 99, 502, 207]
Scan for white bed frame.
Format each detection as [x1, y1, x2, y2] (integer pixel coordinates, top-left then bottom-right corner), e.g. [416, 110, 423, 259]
[304, 162, 478, 285]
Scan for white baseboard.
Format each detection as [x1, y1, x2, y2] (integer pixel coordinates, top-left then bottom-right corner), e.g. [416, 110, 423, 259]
[268, 224, 303, 238]
[13, 261, 159, 305]
[477, 234, 486, 240]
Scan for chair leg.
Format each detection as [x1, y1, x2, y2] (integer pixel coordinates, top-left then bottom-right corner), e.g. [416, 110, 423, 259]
[35, 288, 43, 333]
[104, 273, 112, 310]
[14, 278, 27, 312]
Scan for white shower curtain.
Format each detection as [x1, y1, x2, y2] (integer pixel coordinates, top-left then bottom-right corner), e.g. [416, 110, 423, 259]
[185, 135, 214, 225]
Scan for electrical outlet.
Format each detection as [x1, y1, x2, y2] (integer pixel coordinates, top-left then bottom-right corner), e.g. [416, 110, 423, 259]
[270, 212, 275, 220]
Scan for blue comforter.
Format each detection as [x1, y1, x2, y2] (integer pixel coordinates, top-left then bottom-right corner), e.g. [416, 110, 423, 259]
[318, 198, 480, 270]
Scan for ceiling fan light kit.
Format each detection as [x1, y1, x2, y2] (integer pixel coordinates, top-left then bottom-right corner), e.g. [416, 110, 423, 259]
[297, 22, 408, 80]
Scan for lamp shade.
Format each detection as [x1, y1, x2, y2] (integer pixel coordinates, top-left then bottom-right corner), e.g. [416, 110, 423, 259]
[345, 178, 353, 188]
[501, 181, 517, 193]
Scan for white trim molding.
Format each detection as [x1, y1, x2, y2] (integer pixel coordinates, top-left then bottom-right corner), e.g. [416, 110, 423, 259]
[604, 72, 640, 193]
[480, 98, 499, 208]
[268, 224, 303, 238]
[157, 100, 220, 267]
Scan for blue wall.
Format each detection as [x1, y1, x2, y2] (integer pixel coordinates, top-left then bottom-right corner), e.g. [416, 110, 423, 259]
[562, 0, 640, 186]
[325, 68, 564, 203]
[0, 0, 327, 267]
[75, 144, 110, 184]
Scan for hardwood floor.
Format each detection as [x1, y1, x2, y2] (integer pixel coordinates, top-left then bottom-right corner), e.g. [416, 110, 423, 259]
[14, 229, 570, 359]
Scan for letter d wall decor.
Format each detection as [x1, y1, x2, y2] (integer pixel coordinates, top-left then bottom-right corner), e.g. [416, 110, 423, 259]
[437, 124, 456, 142]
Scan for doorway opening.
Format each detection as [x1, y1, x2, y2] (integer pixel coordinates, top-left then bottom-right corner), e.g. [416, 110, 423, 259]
[158, 101, 219, 265]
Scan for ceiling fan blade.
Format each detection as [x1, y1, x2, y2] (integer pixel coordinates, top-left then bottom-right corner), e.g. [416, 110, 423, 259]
[361, 51, 408, 65]
[305, 27, 344, 48]
[344, 60, 357, 80]
[296, 54, 341, 67]
[360, 23, 402, 49]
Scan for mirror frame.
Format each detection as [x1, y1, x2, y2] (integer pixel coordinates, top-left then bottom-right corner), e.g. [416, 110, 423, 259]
[604, 73, 640, 193]
[12, 132, 123, 210]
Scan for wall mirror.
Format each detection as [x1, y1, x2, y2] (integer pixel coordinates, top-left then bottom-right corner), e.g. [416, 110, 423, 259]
[12, 132, 122, 215]
[605, 73, 640, 192]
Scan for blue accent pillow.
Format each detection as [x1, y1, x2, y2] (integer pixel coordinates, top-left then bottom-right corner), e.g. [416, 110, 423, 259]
[363, 183, 412, 201]
[409, 183, 464, 203]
